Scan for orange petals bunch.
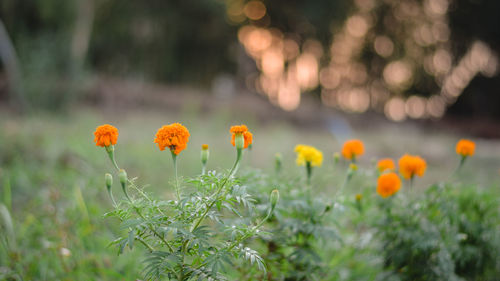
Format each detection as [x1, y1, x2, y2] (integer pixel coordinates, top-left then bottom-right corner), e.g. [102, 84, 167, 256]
[398, 154, 427, 180]
[455, 139, 475, 157]
[94, 124, 119, 147]
[341, 139, 364, 160]
[377, 158, 395, 172]
[154, 123, 190, 155]
[376, 172, 401, 198]
[230, 125, 253, 149]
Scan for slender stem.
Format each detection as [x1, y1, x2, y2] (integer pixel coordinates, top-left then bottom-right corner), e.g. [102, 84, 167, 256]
[306, 161, 312, 186]
[451, 156, 466, 178]
[106, 145, 120, 170]
[171, 151, 180, 200]
[202, 165, 206, 175]
[190, 148, 241, 232]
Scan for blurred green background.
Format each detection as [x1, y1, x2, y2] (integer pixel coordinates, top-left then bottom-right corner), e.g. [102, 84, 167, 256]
[1, 0, 500, 279]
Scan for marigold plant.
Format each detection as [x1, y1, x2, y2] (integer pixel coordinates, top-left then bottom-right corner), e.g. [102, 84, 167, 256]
[455, 139, 475, 157]
[94, 124, 119, 147]
[230, 125, 253, 149]
[377, 158, 395, 173]
[154, 123, 190, 155]
[398, 154, 427, 180]
[341, 139, 364, 161]
[376, 172, 402, 198]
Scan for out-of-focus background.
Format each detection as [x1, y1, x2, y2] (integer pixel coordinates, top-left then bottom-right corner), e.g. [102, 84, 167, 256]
[1, 0, 500, 279]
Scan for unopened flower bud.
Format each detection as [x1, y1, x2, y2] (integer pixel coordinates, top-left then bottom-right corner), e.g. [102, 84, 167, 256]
[349, 163, 358, 171]
[234, 133, 244, 150]
[270, 189, 279, 211]
[105, 173, 113, 191]
[355, 193, 362, 201]
[119, 169, 127, 189]
[333, 152, 340, 164]
[201, 144, 209, 165]
[275, 153, 282, 174]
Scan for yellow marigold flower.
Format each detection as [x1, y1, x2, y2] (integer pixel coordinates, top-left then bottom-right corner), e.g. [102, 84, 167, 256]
[456, 139, 475, 157]
[377, 158, 396, 172]
[94, 124, 119, 147]
[154, 123, 190, 155]
[230, 125, 253, 149]
[341, 139, 364, 160]
[355, 193, 362, 201]
[295, 144, 323, 167]
[398, 154, 426, 180]
[376, 172, 401, 198]
[201, 144, 209, 150]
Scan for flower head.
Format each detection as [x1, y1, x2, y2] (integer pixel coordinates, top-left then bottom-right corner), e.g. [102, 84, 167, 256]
[230, 125, 253, 149]
[295, 144, 323, 167]
[341, 139, 364, 160]
[94, 124, 118, 147]
[154, 123, 190, 155]
[377, 158, 396, 172]
[355, 193, 363, 201]
[398, 154, 427, 180]
[456, 139, 475, 157]
[376, 172, 401, 198]
[202, 144, 209, 150]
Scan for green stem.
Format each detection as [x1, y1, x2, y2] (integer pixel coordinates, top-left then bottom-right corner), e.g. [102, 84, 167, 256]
[171, 151, 180, 200]
[306, 161, 312, 186]
[105, 145, 120, 171]
[190, 148, 242, 232]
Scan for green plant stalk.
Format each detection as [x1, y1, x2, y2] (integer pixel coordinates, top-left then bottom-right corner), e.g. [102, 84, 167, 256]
[105, 145, 120, 171]
[190, 148, 242, 233]
[452, 155, 467, 177]
[106, 147, 173, 252]
[306, 161, 312, 186]
[171, 151, 180, 200]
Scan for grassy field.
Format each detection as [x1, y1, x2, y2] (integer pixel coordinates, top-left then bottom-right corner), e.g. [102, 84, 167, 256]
[1, 108, 499, 280]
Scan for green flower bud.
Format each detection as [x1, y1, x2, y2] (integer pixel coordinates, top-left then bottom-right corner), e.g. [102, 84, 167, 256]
[270, 189, 279, 211]
[333, 152, 340, 164]
[234, 133, 244, 150]
[201, 144, 209, 165]
[119, 169, 127, 189]
[274, 153, 282, 174]
[105, 173, 113, 191]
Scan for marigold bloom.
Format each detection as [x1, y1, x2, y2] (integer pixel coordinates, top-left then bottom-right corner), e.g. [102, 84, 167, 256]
[341, 139, 364, 160]
[377, 158, 396, 172]
[94, 124, 119, 147]
[398, 154, 427, 180]
[230, 125, 253, 149]
[355, 193, 362, 201]
[154, 123, 190, 155]
[455, 139, 475, 157]
[376, 172, 401, 198]
[201, 144, 209, 150]
[295, 144, 323, 167]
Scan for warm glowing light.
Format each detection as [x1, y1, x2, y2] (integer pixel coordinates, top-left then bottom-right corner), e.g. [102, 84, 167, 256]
[346, 15, 369, 38]
[374, 36, 394, 57]
[295, 53, 319, 90]
[278, 77, 301, 111]
[243, 1, 266, 20]
[319, 67, 341, 89]
[261, 49, 284, 77]
[383, 61, 413, 88]
[426, 95, 446, 118]
[433, 49, 452, 74]
[283, 39, 300, 60]
[385, 97, 406, 121]
[405, 96, 426, 119]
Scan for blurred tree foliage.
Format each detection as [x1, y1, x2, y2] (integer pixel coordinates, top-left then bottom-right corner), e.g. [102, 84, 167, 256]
[0, 0, 499, 118]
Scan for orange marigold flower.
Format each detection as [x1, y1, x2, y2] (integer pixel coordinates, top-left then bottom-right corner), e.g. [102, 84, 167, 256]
[154, 123, 190, 155]
[201, 144, 209, 150]
[377, 158, 396, 172]
[376, 172, 401, 198]
[230, 125, 253, 149]
[341, 139, 364, 160]
[94, 124, 119, 147]
[456, 139, 475, 157]
[398, 154, 427, 180]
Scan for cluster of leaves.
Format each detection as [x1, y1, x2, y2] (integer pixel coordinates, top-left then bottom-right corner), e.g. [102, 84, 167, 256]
[377, 184, 500, 281]
[240, 170, 340, 280]
[106, 170, 272, 281]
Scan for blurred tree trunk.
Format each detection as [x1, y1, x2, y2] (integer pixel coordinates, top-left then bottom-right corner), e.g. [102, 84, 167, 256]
[71, 0, 94, 70]
[0, 18, 26, 111]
